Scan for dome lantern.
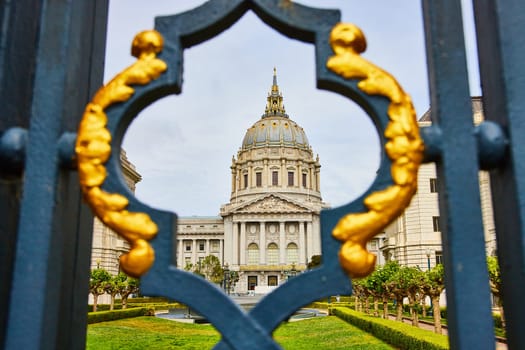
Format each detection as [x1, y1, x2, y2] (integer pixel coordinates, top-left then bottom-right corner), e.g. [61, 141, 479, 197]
[242, 69, 310, 151]
[263, 67, 288, 118]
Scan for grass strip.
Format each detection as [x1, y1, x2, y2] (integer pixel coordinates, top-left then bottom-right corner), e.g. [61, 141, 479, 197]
[87, 315, 395, 349]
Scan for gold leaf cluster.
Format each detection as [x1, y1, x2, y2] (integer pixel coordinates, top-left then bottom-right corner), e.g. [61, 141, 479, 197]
[76, 30, 167, 277]
[327, 23, 424, 278]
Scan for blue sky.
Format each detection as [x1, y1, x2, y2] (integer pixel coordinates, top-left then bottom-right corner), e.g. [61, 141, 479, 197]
[105, 1, 480, 216]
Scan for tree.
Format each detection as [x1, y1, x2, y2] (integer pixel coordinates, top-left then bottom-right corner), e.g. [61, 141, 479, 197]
[386, 267, 412, 322]
[364, 270, 382, 317]
[360, 262, 400, 319]
[404, 267, 425, 326]
[104, 273, 128, 310]
[307, 255, 322, 269]
[422, 264, 445, 333]
[89, 268, 111, 312]
[351, 279, 365, 312]
[354, 277, 372, 314]
[487, 256, 504, 328]
[199, 255, 224, 284]
[378, 261, 400, 318]
[116, 274, 139, 309]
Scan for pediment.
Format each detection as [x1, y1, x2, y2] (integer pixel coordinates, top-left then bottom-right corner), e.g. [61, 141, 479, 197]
[233, 195, 311, 214]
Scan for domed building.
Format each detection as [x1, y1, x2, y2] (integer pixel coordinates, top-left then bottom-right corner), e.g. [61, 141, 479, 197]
[177, 69, 326, 293]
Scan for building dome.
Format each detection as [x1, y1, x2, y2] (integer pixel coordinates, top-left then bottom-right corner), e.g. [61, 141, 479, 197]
[241, 117, 310, 151]
[226, 68, 322, 205]
[241, 68, 310, 151]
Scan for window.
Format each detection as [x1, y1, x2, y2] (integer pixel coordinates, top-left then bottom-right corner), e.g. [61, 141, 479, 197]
[199, 241, 205, 251]
[244, 173, 248, 189]
[184, 257, 191, 267]
[256, 172, 262, 187]
[268, 275, 278, 286]
[267, 243, 279, 265]
[247, 276, 258, 290]
[432, 216, 440, 232]
[286, 243, 298, 264]
[435, 251, 443, 265]
[430, 178, 438, 193]
[210, 240, 220, 252]
[248, 243, 259, 265]
[272, 171, 278, 186]
[302, 173, 307, 188]
[185, 241, 192, 251]
[288, 171, 294, 186]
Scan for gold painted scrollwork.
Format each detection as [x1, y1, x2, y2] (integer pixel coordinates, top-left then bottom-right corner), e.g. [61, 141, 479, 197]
[76, 30, 167, 277]
[327, 23, 424, 278]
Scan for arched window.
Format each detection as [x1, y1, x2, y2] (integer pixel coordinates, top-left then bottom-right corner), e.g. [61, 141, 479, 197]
[267, 243, 279, 265]
[286, 243, 298, 264]
[247, 243, 259, 265]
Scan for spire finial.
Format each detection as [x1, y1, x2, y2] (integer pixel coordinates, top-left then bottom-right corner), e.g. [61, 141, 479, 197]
[272, 67, 278, 90]
[262, 67, 288, 118]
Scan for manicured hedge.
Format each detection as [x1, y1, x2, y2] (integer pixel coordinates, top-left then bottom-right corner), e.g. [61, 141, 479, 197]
[309, 302, 354, 310]
[332, 307, 449, 350]
[129, 303, 185, 311]
[88, 302, 185, 313]
[87, 304, 125, 312]
[125, 297, 173, 304]
[87, 307, 155, 324]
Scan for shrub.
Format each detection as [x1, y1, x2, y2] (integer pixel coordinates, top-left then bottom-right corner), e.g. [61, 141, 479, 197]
[87, 304, 125, 312]
[127, 302, 186, 311]
[87, 307, 155, 324]
[332, 307, 449, 350]
[309, 302, 354, 310]
[125, 297, 173, 304]
[493, 313, 503, 329]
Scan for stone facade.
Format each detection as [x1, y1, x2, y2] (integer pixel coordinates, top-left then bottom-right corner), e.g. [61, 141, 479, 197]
[90, 150, 141, 275]
[176, 70, 327, 293]
[380, 97, 497, 270]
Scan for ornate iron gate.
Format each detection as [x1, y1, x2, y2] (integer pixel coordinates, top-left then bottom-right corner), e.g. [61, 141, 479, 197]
[1, 1, 524, 349]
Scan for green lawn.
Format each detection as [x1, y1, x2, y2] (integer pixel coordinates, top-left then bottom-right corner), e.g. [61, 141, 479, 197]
[87, 316, 394, 349]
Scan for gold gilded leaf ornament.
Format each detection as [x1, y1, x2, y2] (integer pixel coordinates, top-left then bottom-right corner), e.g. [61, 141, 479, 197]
[76, 30, 167, 277]
[327, 23, 424, 278]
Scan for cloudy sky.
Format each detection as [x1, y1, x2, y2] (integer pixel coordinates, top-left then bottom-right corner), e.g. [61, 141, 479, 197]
[105, 1, 480, 216]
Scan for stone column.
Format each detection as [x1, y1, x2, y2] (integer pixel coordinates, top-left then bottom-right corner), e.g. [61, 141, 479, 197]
[260, 222, 266, 264]
[205, 239, 210, 256]
[263, 159, 268, 188]
[236, 168, 241, 192]
[315, 167, 321, 192]
[219, 239, 224, 265]
[223, 218, 233, 265]
[312, 216, 321, 256]
[232, 222, 239, 265]
[279, 222, 286, 264]
[299, 221, 306, 265]
[240, 222, 246, 264]
[306, 222, 313, 263]
[281, 158, 286, 187]
[231, 167, 236, 194]
[298, 161, 302, 187]
[178, 239, 184, 268]
[248, 161, 253, 188]
[192, 240, 197, 264]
